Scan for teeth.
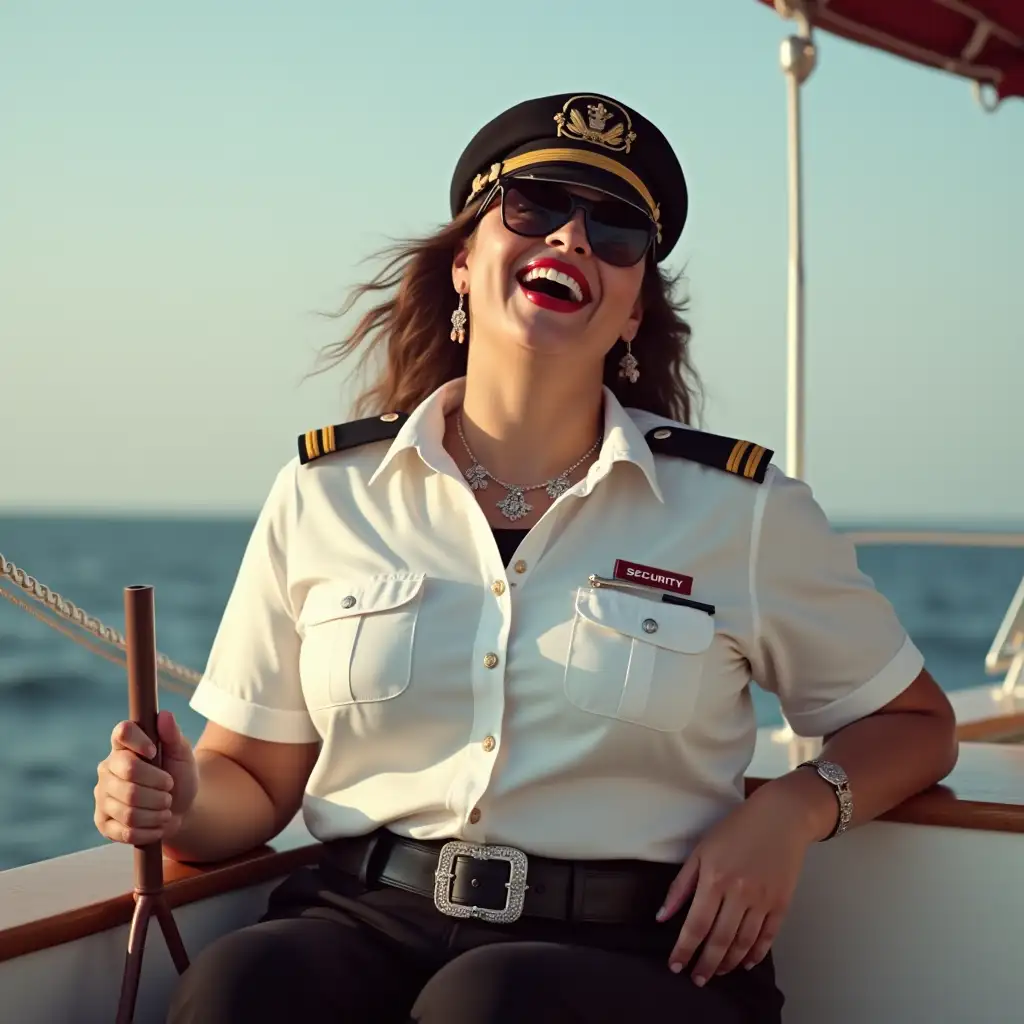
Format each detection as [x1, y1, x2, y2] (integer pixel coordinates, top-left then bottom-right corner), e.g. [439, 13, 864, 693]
[519, 266, 584, 303]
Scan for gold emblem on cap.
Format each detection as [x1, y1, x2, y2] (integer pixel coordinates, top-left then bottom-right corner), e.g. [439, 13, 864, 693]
[554, 95, 637, 154]
[470, 162, 503, 199]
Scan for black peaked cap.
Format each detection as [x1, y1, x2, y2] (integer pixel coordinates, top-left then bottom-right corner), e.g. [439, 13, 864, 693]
[450, 92, 688, 261]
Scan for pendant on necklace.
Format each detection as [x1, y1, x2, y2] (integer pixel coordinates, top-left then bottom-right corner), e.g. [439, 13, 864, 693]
[497, 487, 532, 522]
[545, 473, 572, 499]
[465, 462, 489, 490]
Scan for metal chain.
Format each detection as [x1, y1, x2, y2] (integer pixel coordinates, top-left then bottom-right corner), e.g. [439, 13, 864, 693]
[456, 414, 602, 492]
[0, 552, 202, 693]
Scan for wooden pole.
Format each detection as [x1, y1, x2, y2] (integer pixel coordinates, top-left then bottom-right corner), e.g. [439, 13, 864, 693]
[115, 585, 189, 1024]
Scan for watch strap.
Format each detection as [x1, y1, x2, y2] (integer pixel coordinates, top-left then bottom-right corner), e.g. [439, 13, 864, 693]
[798, 759, 853, 840]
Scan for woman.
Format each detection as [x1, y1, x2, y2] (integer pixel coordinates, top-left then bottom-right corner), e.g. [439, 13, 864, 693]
[93, 92, 958, 1024]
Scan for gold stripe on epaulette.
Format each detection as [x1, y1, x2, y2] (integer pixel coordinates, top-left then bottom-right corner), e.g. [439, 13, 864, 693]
[324, 424, 336, 454]
[303, 431, 314, 462]
[743, 445, 766, 479]
[727, 440, 751, 474]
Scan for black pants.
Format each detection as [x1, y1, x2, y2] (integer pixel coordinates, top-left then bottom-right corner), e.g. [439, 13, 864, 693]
[166, 853, 784, 1024]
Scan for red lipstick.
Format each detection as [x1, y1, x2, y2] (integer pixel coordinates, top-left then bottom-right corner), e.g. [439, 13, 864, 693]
[516, 257, 592, 313]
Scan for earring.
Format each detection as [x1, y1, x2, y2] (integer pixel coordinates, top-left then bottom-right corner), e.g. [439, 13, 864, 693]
[618, 339, 639, 383]
[450, 290, 467, 344]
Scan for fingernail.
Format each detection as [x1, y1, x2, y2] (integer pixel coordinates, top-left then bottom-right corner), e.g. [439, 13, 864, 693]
[743, 961, 756, 970]
[693, 975, 707, 987]
[145, 745, 156, 759]
[669, 962, 682, 974]
[655, 905, 667, 921]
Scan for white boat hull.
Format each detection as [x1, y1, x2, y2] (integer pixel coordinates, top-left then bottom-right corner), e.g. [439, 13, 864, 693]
[0, 880, 280, 1024]
[2, 734, 1021, 1023]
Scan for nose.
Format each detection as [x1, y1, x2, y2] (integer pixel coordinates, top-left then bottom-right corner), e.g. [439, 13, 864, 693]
[545, 208, 591, 257]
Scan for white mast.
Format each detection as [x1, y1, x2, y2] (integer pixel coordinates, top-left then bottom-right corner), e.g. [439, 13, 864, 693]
[773, 2, 818, 752]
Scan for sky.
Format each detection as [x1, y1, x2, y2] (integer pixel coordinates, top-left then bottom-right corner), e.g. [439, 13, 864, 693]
[2, 0, 1022, 524]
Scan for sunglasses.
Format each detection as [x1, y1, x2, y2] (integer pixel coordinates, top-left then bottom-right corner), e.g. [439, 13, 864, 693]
[478, 177, 657, 268]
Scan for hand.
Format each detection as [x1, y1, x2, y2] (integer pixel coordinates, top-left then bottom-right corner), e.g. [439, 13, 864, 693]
[657, 785, 820, 985]
[94, 710, 199, 846]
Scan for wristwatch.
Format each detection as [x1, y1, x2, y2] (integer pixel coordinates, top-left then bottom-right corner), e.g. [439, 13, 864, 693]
[797, 759, 853, 840]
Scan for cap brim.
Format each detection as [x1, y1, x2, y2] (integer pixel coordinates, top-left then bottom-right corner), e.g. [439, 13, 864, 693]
[506, 162, 653, 220]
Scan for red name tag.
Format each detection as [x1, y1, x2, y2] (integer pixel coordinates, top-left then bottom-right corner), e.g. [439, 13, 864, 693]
[613, 559, 693, 595]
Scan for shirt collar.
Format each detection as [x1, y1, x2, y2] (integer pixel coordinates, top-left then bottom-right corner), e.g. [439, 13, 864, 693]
[368, 377, 665, 503]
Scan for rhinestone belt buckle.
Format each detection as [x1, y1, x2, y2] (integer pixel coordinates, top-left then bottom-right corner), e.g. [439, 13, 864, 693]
[433, 841, 529, 923]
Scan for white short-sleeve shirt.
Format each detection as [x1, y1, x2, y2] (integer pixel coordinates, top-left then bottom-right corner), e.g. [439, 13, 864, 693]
[190, 378, 923, 863]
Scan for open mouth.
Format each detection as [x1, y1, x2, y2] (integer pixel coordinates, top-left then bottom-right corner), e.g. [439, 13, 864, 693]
[515, 258, 591, 313]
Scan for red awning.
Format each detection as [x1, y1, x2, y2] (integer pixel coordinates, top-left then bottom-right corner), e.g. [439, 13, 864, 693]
[756, 0, 1024, 102]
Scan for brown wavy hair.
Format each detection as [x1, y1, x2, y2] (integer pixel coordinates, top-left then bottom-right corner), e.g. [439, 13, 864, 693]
[314, 205, 702, 424]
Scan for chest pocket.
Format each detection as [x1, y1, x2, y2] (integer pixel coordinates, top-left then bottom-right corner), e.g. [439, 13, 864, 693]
[563, 586, 714, 732]
[298, 574, 425, 710]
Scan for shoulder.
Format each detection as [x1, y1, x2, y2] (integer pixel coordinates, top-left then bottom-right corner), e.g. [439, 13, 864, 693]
[297, 412, 408, 466]
[627, 409, 775, 485]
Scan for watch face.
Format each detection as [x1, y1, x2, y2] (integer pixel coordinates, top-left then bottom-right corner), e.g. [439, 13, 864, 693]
[817, 761, 848, 786]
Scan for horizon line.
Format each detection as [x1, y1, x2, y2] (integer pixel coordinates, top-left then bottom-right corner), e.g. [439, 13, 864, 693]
[1, 507, 1023, 534]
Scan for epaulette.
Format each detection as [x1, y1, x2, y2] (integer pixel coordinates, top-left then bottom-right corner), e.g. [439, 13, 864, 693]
[298, 412, 408, 465]
[645, 426, 773, 483]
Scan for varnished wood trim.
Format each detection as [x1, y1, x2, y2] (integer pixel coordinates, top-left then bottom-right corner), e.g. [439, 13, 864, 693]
[2, 741, 1022, 963]
[957, 717, 1024, 742]
[745, 740, 1024, 833]
[0, 818, 319, 963]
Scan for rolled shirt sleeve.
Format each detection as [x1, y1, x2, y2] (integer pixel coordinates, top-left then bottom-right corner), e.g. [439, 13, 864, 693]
[189, 462, 319, 744]
[747, 469, 925, 737]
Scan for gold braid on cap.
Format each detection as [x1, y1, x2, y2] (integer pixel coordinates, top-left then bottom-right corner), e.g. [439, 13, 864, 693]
[467, 148, 661, 242]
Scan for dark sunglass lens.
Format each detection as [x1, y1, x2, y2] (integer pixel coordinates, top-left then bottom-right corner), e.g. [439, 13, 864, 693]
[587, 222, 652, 266]
[502, 181, 572, 236]
[587, 199, 653, 266]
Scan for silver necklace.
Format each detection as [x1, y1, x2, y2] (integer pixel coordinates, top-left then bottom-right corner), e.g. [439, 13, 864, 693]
[456, 413, 602, 522]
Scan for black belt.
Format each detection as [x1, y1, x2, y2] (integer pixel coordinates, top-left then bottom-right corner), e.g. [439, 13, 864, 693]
[322, 830, 679, 926]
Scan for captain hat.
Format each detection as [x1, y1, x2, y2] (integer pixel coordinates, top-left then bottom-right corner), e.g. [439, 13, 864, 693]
[449, 92, 689, 262]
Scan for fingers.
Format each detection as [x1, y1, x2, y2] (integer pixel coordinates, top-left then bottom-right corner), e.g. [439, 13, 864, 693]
[103, 795, 173, 832]
[157, 710, 192, 762]
[741, 910, 785, 970]
[657, 856, 699, 922]
[667, 870, 722, 979]
[96, 717, 190, 846]
[92, 779, 174, 845]
[669, 875, 783, 982]
[102, 749, 174, 792]
[94, 806, 168, 847]
[103, 774, 174, 811]
[685, 894, 750, 984]
[110, 720, 157, 760]
[712, 913, 770, 974]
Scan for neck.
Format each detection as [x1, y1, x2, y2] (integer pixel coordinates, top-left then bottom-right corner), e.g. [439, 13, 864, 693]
[456, 351, 604, 487]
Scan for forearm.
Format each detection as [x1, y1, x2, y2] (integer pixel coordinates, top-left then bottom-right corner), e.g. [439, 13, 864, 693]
[162, 750, 280, 864]
[753, 707, 959, 843]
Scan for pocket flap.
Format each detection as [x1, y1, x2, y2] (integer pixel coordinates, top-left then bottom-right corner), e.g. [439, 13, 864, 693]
[574, 587, 713, 653]
[300, 574, 425, 628]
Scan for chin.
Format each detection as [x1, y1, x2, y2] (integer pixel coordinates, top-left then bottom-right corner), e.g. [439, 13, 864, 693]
[508, 319, 588, 356]
[505, 300, 591, 353]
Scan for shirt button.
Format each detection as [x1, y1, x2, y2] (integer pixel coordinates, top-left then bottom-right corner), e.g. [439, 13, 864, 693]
[483, 652, 500, 669]
[642, 618, 659, 634]
[490, 580, 506, 596]
[513, 560, 527, 574]
[341, 596, 356, 609]
[482, 735, 496, 752]
[469, 807, 482, 824]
